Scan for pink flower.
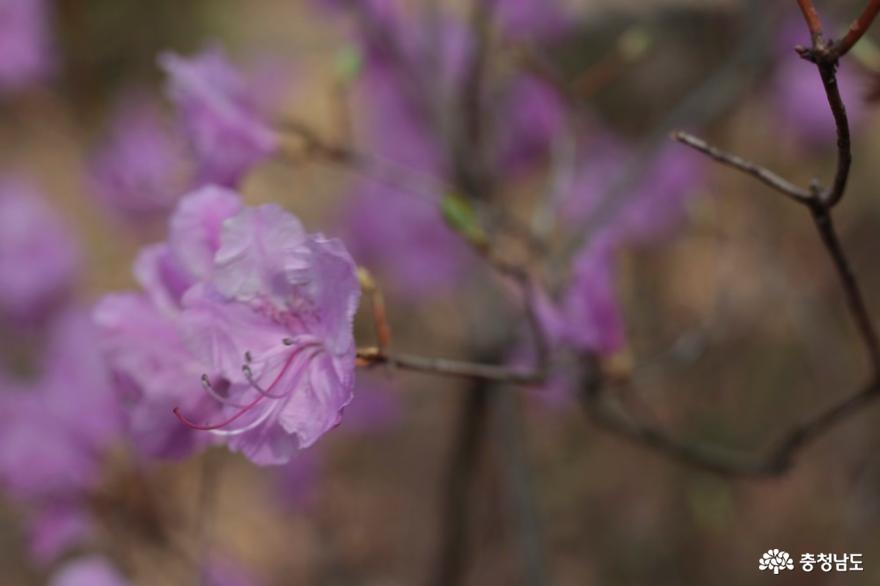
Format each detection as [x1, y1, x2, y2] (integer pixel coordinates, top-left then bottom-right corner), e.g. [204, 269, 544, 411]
[94, 187, 241, 459]
[338, 18, 476, 299]
[612, 145, 705, 244]
[178, 209, 360, 464]
[27, 505, 94, 565]
[532, 125, 703, 372]
[512, 238, 624, 409]
[558, 238, 625, 354]
[94, 288, 220, 459]
[160, 48, 279, 187]
[558, 128, 704, 247]
[342, 181, 472, 299]
[0, 392, 102, 499]
[492, 75, 566, 173]
[0, 179, 79, 322]
[168, 185, 244, 280]
[96, 187, 360, 465]
[534, 236, 624, 356]
[0, 309, 121, 563]
[89, 95, 188, 222]
[0, 311, 122, 493]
